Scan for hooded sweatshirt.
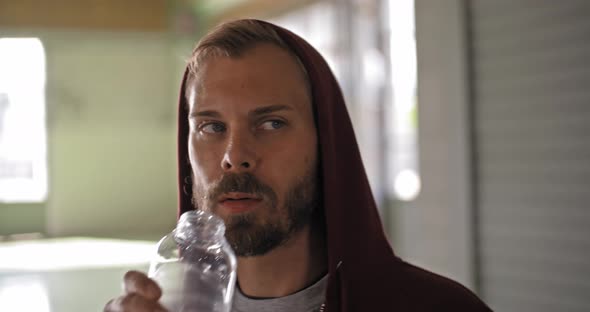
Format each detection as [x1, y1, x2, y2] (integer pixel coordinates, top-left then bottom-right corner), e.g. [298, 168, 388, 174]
[176, 19, 492, 312]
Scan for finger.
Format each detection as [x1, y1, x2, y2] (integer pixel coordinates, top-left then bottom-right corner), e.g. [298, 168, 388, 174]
[123, 270, 162, 301]
[104, 294, 168, 312]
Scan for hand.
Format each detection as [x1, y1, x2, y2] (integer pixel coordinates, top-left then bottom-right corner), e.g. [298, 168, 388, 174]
[104, 270, 168, 312]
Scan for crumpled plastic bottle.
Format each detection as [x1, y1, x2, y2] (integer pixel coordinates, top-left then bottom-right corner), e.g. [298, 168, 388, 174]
[149, 210, 237, 312]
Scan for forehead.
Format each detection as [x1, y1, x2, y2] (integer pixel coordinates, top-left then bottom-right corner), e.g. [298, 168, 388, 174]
[188, 43, 311, 114]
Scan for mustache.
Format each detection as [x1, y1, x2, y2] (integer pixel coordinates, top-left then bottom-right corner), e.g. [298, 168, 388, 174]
[208, 173, 276, 203]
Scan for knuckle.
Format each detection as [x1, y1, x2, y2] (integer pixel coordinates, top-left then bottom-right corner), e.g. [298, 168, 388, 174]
[124, 271, 147, 292]
[123, 270, 162, 300]
[120, 293, 137, 306]
[124, 270, 144, 285]
[121, 293, 160, 311]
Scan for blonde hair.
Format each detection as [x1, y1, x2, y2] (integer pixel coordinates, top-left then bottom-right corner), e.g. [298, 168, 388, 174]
[185, 19, 310, 100]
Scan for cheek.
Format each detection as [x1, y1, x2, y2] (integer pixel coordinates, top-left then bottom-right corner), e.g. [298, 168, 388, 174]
[296, 131, 318, 169]
[264, 135, 318, 193]
[188, 136, 222, 184]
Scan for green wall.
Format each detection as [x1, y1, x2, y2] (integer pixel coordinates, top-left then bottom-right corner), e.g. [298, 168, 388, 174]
[0, 203, 45, 235]
[1, 29, 194, 239]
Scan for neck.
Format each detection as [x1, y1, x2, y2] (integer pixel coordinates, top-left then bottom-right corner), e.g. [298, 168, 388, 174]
[236, 222, 327, 298]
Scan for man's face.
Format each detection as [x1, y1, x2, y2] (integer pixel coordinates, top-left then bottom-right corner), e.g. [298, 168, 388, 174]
[187, 43, 319, 257]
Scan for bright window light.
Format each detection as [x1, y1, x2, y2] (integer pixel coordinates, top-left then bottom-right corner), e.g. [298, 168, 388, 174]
[0, 38, 47, 202]
[388, 0, 420, 201]
[0, 237, 155, 271]
[394, 169, 421, 201]
[0, 278, 50, 312]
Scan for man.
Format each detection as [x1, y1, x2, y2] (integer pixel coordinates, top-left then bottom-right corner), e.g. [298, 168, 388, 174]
[105, 19, 491, 312]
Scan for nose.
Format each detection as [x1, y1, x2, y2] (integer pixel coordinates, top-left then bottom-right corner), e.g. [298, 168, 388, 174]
[221, 131, 257, 173]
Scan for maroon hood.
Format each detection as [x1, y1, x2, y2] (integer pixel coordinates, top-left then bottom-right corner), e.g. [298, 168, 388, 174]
[177, 19, 491, 312]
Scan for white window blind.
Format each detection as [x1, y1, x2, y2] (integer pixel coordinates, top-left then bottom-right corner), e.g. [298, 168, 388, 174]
[471, 1, 590, 311]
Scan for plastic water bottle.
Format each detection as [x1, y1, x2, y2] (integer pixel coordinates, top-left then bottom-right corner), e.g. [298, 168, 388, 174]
[148, 210, 237, 312]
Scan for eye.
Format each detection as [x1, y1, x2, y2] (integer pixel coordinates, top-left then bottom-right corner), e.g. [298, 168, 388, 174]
[259, 120, 286, 130]
[200, 122, 226, 134]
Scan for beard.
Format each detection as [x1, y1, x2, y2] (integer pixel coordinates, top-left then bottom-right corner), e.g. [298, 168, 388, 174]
[192, 169, 320, 257]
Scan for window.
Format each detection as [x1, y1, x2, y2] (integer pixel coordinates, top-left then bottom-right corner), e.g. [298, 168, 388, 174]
[388, 0, 420, 201]
[0, 38, 47, 202]
[271, 1, 420, 202]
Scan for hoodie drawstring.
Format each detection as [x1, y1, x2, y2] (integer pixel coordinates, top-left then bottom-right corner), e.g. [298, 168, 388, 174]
[322, 260, 343, 312]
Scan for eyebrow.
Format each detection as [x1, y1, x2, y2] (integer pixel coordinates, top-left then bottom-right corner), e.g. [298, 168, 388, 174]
[189, 104, 293, 119]
[189, 110, 220, 119]
[250, 104, 293, 117]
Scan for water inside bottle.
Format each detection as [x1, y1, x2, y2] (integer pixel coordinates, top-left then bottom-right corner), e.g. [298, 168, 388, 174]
[151, 258, 233, 312]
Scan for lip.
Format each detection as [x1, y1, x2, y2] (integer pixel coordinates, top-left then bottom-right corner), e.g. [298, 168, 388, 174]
[219, 192, 262, 202]
[218, 192, 262, 214]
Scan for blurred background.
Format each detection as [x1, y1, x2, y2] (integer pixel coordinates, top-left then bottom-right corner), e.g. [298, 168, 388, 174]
[0, 0, 589, 311]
